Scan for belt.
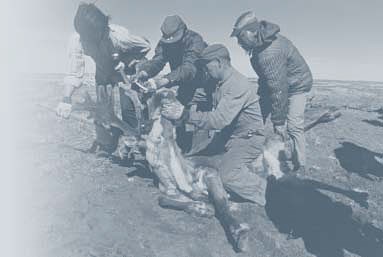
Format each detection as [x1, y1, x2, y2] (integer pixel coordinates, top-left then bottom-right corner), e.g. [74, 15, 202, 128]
[231, 129, 264, 139]
[207, 128, 264, 139]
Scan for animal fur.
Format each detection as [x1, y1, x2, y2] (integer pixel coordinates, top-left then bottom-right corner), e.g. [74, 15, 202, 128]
[144, 89, 208, 202]
[261, 135, 288, 179]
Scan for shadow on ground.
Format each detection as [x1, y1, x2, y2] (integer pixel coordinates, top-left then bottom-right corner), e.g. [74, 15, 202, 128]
[375, 107, 383, 118]
[362, 119, 383, 127]
[334, 142, 383, 180]
[363, 108, 383, 127]
[265, 176, 383, 257]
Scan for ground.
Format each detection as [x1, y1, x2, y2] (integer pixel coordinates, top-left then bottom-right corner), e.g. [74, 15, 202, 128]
[13, 75, 383, 257]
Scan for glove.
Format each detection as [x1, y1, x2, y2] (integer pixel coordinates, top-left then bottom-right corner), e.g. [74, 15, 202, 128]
[161, 100, 185, 120]
[154, 77, 170, 88]
[273, 124, 288, 141]
[144, 77, 170, 90]
[143, 78, 158, 93]
[56, 102, 72, 119]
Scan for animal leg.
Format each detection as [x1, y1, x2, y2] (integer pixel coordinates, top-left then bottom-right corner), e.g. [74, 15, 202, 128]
[158, 194, 214, 218]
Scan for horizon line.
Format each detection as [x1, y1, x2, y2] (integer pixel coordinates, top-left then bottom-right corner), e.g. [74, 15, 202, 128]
[18, 72, 383, 84]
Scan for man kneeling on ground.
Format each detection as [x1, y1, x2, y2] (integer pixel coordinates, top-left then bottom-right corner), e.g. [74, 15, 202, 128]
[162, 44, 266, 206]
[144, 88, 251, 252]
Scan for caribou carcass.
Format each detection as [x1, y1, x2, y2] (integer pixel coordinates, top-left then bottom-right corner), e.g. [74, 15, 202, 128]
[143, 89, 250, 252]
[93, 87, 251, 252]
[92, 85, 344, 252]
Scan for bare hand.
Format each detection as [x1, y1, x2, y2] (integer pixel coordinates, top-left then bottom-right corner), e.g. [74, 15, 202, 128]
[56, 102, 72, 119]
[161, 101, 185, 120]
[143, 79, 157, 93]
[154, 77, 170, 88]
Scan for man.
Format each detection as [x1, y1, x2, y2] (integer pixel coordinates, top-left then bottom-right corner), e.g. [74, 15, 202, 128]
[144, 88, 251, 252]
[56, 3, 151, 155]
[231, 11, 313, 172]
[137, 15, 212, 153]
[162, 44, 266, 205]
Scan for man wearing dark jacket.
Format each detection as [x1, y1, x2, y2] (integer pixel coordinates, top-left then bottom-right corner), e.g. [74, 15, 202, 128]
[138, 15, 212, 153]
[231, 11, 313, 172]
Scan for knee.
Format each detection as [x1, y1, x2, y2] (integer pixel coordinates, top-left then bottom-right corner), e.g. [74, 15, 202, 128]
[219, 155, 248, 180]
[219, 166, 240, 186]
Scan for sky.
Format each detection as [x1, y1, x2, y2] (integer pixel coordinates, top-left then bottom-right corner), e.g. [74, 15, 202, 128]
[7, 0, 383, 81]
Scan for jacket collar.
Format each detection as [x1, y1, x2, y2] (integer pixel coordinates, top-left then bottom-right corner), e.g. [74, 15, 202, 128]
[218, 67, 234, 87]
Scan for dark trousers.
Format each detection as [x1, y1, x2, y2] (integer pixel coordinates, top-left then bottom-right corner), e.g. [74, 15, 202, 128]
[192, 133, 267, 205]
[94, 86, 138, 154]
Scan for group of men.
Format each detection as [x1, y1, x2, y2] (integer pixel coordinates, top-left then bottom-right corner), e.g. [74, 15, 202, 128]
[56, 2, 313, 229]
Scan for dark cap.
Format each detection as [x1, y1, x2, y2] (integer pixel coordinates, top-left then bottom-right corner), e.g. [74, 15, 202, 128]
[160, 15, 187, 43]
[230, 11, 258, 37]
[199, 44, 231, 63]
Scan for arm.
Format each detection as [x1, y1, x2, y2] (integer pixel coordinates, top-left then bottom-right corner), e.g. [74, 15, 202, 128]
[258, 51, 288, 126]
[62, 33, 86, 102]
[137, 42, 167, 78]
[56, 33, 85, 118]
[187, 88, 248, 130]
[109, 24, 151, 56]
[109, 24, 151, 72]
[62, 82, 78, 103]
[164, 34, 205, 85]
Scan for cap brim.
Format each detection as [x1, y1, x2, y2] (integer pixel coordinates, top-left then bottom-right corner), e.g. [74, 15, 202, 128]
[197, 57, 210, 65]
[160, 29, 184, 44]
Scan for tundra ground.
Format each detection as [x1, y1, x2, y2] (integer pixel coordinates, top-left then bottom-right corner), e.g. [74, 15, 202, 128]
[13, 75, 383, 257]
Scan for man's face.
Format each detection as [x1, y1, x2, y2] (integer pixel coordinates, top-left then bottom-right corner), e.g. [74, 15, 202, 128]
[205, 59, 221, 80]
[236, 31, 254, 54]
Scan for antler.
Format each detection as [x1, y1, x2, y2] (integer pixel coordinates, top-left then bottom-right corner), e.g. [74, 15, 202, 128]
[304, 107, 342, 132]
[93, 85, 141, 136]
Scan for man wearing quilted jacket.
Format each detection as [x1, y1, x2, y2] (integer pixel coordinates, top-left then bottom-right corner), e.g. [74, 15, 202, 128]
[231, 11, 313, 172]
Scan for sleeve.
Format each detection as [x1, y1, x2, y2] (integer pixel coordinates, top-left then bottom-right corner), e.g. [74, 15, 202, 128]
[258, 50, 288, 125]
[137, 41, 167, 78]
[109, 24, 151, 55]
[164, 34, 205, 85]
[65, 33, 85, 88]
[187, 87, 248, 130]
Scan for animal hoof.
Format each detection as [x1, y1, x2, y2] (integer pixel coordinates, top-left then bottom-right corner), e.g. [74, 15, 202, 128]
[185, 202, 215, 218]
[232, 223, 250, 252]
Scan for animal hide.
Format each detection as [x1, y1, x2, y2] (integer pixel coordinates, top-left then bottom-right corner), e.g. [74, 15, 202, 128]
[261, 135, 288, 179]
[144, 90, 208, 200]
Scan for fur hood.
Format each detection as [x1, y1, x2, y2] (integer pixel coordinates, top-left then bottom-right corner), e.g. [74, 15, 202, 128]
[252, 20, 280, 49]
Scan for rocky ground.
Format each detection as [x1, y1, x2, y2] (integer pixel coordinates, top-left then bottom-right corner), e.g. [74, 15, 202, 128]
[12, 75, 383, 257]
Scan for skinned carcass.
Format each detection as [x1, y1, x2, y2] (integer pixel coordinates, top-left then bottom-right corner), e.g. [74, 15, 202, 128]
[81, 84, 343, 252]
[145, 89, 250, 252]
[145, 90, 212, 204]
[99, 88, 250, 252]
